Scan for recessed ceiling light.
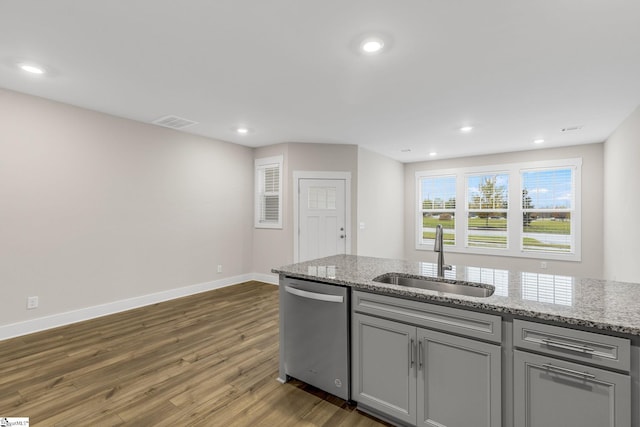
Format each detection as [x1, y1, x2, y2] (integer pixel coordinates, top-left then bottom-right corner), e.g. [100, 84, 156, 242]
[236, 127, 249, 134]
[459, 126, 473, 133]
[19, 63, 45, 74]
[429, 152, 438, 157]
[533, 139, 545, 144]
[360, 38, 384, 54]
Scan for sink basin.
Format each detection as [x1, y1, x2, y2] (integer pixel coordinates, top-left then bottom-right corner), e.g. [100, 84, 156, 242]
[373, 273, 495, 298]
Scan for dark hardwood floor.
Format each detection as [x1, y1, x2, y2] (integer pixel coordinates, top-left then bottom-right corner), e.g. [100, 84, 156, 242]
[0, 281, 388, 426]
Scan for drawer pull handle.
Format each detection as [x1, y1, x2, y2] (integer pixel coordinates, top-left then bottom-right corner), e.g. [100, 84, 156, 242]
[541, 338, 595, 354]
[541, 363, 597, 380]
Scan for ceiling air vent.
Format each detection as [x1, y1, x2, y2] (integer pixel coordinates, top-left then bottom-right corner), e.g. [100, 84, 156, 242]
[560, 125, 583, 132]
[152, 115, 198, 130]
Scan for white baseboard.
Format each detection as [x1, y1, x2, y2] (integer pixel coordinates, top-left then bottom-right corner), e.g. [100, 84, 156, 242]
[0, 273, 279, 341]
[252, 272, 279, 285]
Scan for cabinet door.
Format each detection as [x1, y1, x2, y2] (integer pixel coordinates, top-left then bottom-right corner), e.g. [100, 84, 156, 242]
[417, 328, 501, 427]
[352, 313, 417, 425]
[514, 350, 631, 427]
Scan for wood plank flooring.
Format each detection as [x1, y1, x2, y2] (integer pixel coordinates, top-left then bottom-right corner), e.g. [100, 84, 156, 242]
[0, 281, 389, 426]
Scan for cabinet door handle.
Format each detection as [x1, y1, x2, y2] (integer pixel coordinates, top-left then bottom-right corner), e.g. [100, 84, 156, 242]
[410, 339, 415, 368]
[541, 363, 597, 380]
[541, 338, 595, 354]
[418, 338, 423, 369]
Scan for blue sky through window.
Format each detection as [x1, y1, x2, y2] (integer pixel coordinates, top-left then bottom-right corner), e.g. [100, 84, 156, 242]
[522, 168, 573, 209]
[421, 176, 456, 208]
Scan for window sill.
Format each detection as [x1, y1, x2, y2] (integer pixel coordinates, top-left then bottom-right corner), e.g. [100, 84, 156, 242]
[415, 244, 581, 262]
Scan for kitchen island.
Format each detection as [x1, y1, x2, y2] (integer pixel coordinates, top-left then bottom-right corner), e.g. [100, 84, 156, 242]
[274, 254, 640, 427]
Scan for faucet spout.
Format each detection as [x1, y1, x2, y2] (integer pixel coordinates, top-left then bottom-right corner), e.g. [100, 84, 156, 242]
[434, 224, 452, 278]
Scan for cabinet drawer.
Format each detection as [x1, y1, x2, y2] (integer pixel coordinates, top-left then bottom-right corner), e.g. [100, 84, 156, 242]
[353, 291, 501, 343]
[514, 350, 631, 427]
[513, 319, 630, 372]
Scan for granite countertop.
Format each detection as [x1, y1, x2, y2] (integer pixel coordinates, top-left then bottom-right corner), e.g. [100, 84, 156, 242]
[272, 254, 640, 337]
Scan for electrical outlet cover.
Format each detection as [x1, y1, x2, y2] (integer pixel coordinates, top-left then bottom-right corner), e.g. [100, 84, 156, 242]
[27, 296, 39, 309]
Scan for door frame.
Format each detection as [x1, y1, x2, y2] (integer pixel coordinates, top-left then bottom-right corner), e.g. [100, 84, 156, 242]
[293, 171, 352, 263]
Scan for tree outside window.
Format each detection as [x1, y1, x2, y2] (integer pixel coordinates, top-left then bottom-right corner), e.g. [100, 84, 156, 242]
[467, 174, 509, 249]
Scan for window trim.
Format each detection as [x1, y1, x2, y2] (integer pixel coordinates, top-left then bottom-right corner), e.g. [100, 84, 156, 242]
[255, 155, 283, 229]
[415, 158, 582, 261]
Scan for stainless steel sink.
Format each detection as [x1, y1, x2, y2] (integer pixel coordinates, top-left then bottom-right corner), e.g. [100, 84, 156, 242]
[373, 273, 495, 298]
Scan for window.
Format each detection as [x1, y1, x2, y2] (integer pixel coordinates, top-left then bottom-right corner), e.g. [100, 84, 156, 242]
[416, 158, 581, 261]
[521, 167, 575, 253]
[255, 155, 283, 228]
[466, 173, 509, 249]
[308, 186, 336, 210]
[418, 175, 456, 246]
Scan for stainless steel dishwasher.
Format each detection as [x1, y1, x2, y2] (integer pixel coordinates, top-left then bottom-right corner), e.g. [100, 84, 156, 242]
[282, 278, 350, 400]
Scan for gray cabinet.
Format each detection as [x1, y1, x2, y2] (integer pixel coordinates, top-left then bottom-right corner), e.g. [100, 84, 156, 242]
[514, 350, 630, 427]
[352, 313, 417, 425]
[417, 328, 501, 427]
[352, 291, 502, 427]
[513, 319, 631, 427]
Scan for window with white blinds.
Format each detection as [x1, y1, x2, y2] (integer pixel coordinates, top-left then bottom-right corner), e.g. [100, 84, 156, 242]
[418, 175, 456, 246]
[466, 173, 509, 249]
[521, 167, 575, 253]
[415, 158, 582, 261]
[255, 155, 283, 229]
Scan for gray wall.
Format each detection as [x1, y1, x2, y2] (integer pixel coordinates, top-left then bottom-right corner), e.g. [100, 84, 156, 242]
[403, 143, 605, 278]
[252, 142, 359, 276]
[0, 88, 254, 326]
[357, 147, 404, 259]
[604, 106, 640, 282]
[3, 85, 634, 333]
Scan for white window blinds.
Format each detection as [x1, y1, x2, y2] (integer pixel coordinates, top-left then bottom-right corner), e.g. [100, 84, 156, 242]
[415, 158, 582, 261]
[418, 175, 456, 245]
[521, 167, 575, 253]
[466, 173, 509, 249]
[255, 155, 283, 228]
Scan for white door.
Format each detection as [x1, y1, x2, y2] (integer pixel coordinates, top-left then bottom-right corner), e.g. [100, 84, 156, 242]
[298, 179, 347, 262]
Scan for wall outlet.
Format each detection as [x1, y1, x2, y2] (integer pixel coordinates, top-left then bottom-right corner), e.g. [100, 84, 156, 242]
[540, 261, 548, 269]
[27, 296, 39, 309]
[217, 264, 222, 273]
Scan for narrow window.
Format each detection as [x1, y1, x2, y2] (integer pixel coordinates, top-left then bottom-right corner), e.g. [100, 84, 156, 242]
[255, 155, 283, 229]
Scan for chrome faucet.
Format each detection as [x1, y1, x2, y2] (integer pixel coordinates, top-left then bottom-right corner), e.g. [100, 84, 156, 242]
[434, 224, 452, 278]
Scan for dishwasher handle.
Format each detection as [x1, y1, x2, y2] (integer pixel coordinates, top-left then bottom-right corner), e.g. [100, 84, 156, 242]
[285, 285, 344, 303]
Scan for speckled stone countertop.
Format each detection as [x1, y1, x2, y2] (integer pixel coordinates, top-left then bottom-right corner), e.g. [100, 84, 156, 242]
[272, 254, 640, 337]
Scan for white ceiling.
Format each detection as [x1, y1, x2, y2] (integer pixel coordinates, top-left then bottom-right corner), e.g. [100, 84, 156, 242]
[2, 0, 639, 163]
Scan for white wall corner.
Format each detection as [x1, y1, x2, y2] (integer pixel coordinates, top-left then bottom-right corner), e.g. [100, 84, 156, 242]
[251, 272, 280, 285]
